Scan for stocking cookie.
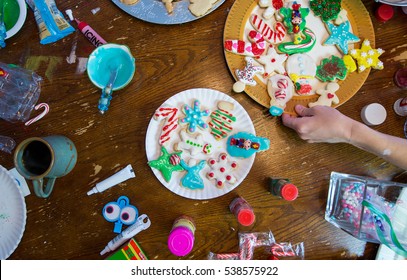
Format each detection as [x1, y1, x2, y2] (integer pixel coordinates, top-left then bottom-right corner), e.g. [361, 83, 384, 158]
[233, 57, 264, 93]
[316, 55, 348, 82]
[224, 30, 267, 57]
[349, 39, 384, 72]
[286, 53, 316, 95]
[174, 129, 212, 156]
[267, 74, 294, 116]
[209, 101, 237, 140]
[227, 132, 270, 158]
[148, 146, 184, 182]
[180, 159, 206, 190]
[255, 45, 288, 77]
[207, 153, 237, 188]
[179, 99, 210, 133]
[324, 21, 360, 54]
[154, 106, 178, 146]
[310, 0, 342, 22]
[250, 14, 286, 44]
[308, 82, 340, 108]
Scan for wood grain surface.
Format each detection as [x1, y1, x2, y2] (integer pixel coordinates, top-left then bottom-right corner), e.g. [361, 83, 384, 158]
[0, 0, 406, 260]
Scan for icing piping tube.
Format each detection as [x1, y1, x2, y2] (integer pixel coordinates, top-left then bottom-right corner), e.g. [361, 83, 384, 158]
[25, 0, 75, 44]
[100, 214, 151, 255]
[87, 164, 135, 195]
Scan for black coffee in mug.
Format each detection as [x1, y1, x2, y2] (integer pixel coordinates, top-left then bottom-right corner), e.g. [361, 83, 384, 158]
[22, 140, 52, 175]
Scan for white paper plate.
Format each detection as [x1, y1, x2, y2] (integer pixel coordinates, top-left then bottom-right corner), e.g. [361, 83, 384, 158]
[146, 88, 255, 200]
[0, 165, 26, 259]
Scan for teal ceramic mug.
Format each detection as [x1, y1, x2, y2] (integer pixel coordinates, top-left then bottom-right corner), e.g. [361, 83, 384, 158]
[13, 135, 77, 198]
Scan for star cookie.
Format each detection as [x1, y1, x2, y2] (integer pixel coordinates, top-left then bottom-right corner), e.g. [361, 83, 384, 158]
[179, 99, 210, 133]
[148, 146, 184, 182]
[324, 21, 360, 54]
[255, 45, 288, 77]
[206, 153, 237, 188]
[349, 39, 384, 72]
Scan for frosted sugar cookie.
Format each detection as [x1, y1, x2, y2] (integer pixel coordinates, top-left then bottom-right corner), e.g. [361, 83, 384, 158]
[309, 82, 340, 108]
[209, 101, 236, 141]
[279, 1, 310, 34]
[316, 55, 348, 82]
[189, 0, 218, 17]
[207, 153, 237, 188]
[250, 14, 286, 44]
[349, 39, 384, 73]
[179, 99, 210, 133]
[277, 27, 316, 55]
[148, 146, 184, 182]
[343, 54, 357, 73]
[224, 30, 267, 57]
[180, 159, 206, 190]
[324, 21, 360, 55]
[174, 129, 212, 156]
[267, 74, 295, 116]
[310, 0, 342, 22]
[226, 132, 270, 158]
[233, 57, 264, 93]
[258, 0, 284, 20]
[154, 106, 178, 146]
[255, 45, 288, 77]
[286, 53, 316, 95]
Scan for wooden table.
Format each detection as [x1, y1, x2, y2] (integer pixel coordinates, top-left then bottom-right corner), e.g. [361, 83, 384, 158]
[1, 0, 406, 260]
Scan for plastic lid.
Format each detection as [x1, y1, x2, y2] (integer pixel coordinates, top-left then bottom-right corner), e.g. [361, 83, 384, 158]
[375, 4, 394, 22]
[281, 184, 298, 201]
[168, 227, 194, 257]
[361, 103, 387, 126]
[237, 209, 255, 227]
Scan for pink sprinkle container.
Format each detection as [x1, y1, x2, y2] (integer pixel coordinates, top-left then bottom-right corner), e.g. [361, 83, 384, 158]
[167, 215, 196, 257]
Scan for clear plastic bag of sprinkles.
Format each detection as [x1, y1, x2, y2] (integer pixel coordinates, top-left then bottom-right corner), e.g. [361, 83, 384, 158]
[326, 171, 407, 257]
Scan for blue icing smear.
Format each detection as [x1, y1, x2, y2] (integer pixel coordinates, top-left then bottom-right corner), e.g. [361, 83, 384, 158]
[226, 132, 270, 158]
[180, 159, 206, 190]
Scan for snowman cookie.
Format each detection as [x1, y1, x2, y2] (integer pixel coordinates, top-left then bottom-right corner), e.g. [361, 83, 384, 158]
[286, 53, 316, 95]
[308, 82, 340, 108]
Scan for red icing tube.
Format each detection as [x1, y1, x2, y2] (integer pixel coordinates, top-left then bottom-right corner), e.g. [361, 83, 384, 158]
[75, 19, 107, 47]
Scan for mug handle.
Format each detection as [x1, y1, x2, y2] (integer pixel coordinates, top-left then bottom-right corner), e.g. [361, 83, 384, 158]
[33, 178, 56, 198]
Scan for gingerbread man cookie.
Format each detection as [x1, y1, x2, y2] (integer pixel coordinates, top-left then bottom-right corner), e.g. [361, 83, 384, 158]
[174, 129, 212, 156]
[209, 101, 237, 140]
[308, 82, 340, 108]
[179, 99, 210, 133]
[255, 45, 288, 77]
[207, 153, 237, 188]
[316, 55, 348, 82]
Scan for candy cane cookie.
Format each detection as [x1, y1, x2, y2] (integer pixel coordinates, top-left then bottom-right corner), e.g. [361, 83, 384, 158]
[209, 101, 237, 141]
[250, 14, 286, 44]
[154, 106, 178, 146]
[277, 28, 316, 55]
[224, 30, 267, 57]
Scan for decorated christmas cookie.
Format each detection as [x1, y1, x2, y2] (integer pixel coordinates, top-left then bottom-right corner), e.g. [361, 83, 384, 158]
[154, 106, 178, 146]
[255, 45, 288, 77]
[310, 0, 342, 22]
[258, 0, 284, 20]
[349, 39, 384, 72]
[267, 74, 295, 116]
[148, 146, 184, 182]
[174, 129, 212, 156]
[224, 30, 267, 57]
[309, 82, 340, 108]
[343, 54, 357, 73]
[179, 99, 210, 133]
[207, 153, 238, 188]
[233, 57, 264, 93]
[209, 101, 237, 140]
[226, 132, 270, 158]
[286, 53, 317, 95]
[250, 14, 286, 44]
[189, 0, 218, 17]
[316, 55, 348, 82]
[278, 27, 316, 55]
[324, 21, 360, 54]
[180, 159, 206, 190]
[279, 1, 310, 34]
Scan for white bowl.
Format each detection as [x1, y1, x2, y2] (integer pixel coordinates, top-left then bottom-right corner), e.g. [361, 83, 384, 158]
[5, 0, 27, 39]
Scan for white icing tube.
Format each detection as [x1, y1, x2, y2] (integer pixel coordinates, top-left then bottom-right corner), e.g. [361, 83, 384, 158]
[87, 164, 135, 195]
[100, 214, 151, 255]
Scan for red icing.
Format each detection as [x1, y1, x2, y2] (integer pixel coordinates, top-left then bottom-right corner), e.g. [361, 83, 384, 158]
[327, 93, 334, 99]
[231, 163, 237, 168]
[217, 181, 223, 187]
[226, 175, 232, 180]
[210, 160, 216, 165]
[220, 167, 225, 173]
[221, 155, 226, 160]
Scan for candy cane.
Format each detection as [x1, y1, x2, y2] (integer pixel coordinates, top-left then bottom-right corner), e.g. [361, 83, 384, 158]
[25, 103, 50, 126]
[154, 107, 178, 146]
[271, 243, 296, 257]
[275, 79, 288, 99]
[250, 14, 286, 44]
[224, 30, 266, 57]
[278, 28, 316, 55]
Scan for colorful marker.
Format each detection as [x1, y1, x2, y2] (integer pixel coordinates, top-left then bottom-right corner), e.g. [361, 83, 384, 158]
[75, 18, 107, 47]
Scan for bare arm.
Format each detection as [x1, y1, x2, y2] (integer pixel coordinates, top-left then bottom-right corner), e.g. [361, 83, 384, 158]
[282, 105, 407, 170]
